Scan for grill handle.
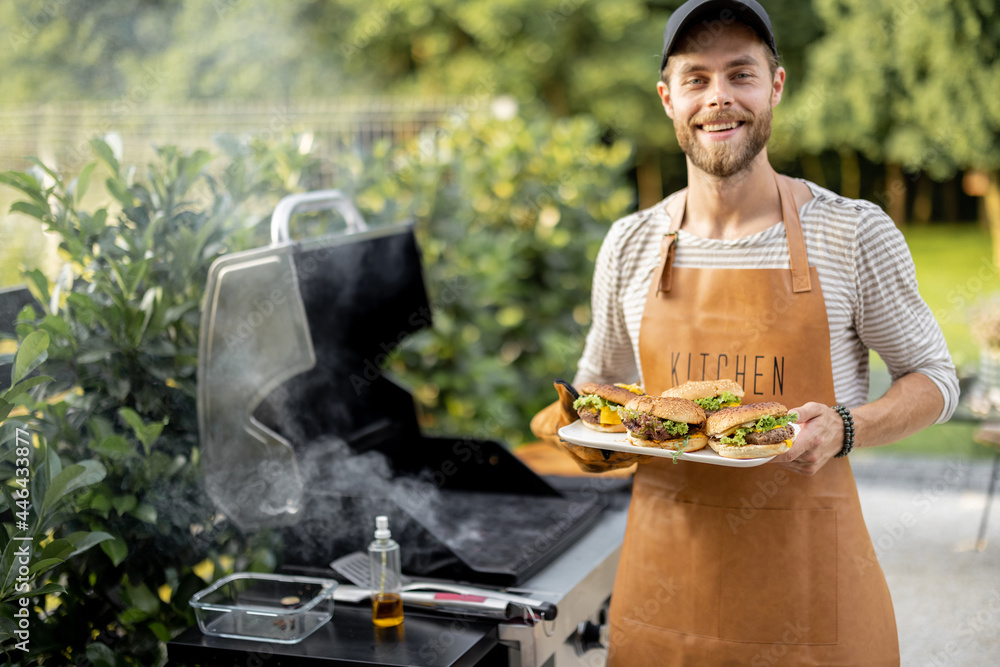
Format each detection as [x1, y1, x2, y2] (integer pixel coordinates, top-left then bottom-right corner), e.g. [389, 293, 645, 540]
[270, 189, 368, 245]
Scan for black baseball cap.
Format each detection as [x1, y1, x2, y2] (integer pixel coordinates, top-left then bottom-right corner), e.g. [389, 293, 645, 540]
[660, 0, 778, 73]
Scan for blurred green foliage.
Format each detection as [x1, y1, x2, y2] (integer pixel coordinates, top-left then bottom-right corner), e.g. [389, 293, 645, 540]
[1, 333, 115, 663]
[345, 107, 635, 443]
[781, 0, 1000, 176]
[0, 137, 310, 665]
[0, 0, 822, 161]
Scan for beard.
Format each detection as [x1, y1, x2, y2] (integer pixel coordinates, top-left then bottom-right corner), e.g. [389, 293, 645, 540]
[674, 105, 772, 178]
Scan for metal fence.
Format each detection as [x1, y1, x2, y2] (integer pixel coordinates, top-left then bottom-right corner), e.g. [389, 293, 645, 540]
[0, 98, 457, 173]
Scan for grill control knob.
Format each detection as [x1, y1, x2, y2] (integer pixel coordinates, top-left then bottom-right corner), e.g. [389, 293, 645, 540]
[574, 620, 609, 655]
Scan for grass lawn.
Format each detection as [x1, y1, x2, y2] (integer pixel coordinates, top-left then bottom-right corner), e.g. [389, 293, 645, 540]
[867, 223, 997, 459]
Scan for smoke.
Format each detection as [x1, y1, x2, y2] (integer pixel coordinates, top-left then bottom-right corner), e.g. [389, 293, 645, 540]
[269, 429, 451, 576]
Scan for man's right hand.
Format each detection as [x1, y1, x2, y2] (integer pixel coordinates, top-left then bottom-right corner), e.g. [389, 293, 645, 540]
[529, 381, 651, 473]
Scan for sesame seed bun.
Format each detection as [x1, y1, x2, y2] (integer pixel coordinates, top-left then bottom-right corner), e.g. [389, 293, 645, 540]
[705, 402, 788, 437]
[707, 438, 792, 459]
[577, 382, 644, 406]
[579, 420, 628, 434]
[627, 432, 708, 452]
[623, 395, 706, 426]
[660, 379, 745, 402]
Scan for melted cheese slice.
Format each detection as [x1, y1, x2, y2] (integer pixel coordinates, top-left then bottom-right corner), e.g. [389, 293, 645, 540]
[600, 406, 622, 425]
[716, 420, 760, 437]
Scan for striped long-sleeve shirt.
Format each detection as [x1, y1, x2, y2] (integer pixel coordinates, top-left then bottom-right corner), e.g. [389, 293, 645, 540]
[574, 179, 959, 423]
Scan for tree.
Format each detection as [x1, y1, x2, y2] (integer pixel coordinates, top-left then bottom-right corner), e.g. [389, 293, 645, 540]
[778, 0, 999, 236]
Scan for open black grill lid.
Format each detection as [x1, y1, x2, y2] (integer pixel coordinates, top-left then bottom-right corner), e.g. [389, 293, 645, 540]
[198, 191, 604, 586]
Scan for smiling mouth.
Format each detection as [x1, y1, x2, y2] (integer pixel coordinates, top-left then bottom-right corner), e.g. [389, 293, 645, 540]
[699, 121, 744, 133]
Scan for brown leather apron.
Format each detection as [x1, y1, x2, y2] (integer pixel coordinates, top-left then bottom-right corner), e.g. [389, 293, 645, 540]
[606, 174, 899, 666]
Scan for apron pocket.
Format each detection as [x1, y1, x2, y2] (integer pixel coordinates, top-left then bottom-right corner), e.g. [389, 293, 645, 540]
[612, 495, 725, 639]
[717, 506, 837, 645]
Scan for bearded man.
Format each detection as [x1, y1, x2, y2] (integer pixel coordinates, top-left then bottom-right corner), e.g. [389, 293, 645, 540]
[532, 1, 958, 664]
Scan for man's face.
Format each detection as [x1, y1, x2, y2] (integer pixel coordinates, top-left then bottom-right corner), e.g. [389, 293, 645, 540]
[657, 22, 784, 178]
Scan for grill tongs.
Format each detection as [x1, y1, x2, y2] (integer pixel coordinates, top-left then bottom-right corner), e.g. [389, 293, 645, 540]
[331, 552, 557, 622]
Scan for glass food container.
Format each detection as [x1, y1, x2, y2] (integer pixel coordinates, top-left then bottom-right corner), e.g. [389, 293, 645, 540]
[190, 572, 337, 643]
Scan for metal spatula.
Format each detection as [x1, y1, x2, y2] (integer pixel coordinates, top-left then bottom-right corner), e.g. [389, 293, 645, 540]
[331, 551, 391, 588]
[329, 551, 557, 620]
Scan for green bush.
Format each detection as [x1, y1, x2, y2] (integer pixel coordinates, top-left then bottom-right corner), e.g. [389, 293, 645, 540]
[339, 106, 635, 444]
[0, 332, 113, 663]
[0, 137, 310, 665]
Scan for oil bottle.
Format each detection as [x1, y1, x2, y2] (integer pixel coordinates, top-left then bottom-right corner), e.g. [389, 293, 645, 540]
[368, 515, 404, 627]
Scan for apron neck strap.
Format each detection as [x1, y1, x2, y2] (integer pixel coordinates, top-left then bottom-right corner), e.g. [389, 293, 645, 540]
[656, 170, 811, 294]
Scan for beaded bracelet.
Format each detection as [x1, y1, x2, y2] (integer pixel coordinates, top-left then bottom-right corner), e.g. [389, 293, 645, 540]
[832, 404, 855, 458]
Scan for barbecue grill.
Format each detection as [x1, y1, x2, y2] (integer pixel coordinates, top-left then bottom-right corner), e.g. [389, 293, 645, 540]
[171, 191, 630, 666]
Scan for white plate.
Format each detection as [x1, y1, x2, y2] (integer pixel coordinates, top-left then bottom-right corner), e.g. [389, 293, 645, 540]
[557, 421, 800, 468]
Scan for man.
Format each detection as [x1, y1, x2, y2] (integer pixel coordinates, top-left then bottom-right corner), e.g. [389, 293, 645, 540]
[531, 0, 958, 664]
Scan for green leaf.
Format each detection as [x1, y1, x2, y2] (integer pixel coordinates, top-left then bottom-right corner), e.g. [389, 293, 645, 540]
[123, 580, 159, 615]
[90, 435, 134, 459]
[18, 582, 64, 599]
[22, 269, 50, 312]
[0, 420, 26, 447]
[100, 538, 128, 567]
[130, 504, 157, 525]
[39, 314, 74, 343]
[118, 407, 165, 455]
[40, 460, 107, 516]
[11, 330, 49, 386]
[0, 616, 18, 639]
[27, 157, 62, 186]
[0, 171, 46, 205]
[90, 139, 119, 175]
[86, 640, 118, 667]
[45, 437, 62, 481]
[118, 607, 149, 625]
[66, 292, 99, 317]
[62, 531, 114, 560]
[1, 375, 53, 402]
[84, 208, 108, 238]
[112, 495, 137, 515]
[148, 621, 171, 642]
[75, 162, 97, 204]
[118, 407, 144, 438]
[0, 398, 10, 422]
[88, 488, 112, 515]
[28, 557, 66, 576]
[106, 177, 133, 207]
[41, 538, 73, 561]
[10, 200, 49, 221]
[76, 343, 117, 365]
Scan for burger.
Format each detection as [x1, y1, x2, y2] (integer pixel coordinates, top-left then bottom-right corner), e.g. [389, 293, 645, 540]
[661, 379, 744, 413]
[705, 402, 798, 459]
[620, 395, 707, 455]
[572, 382, 644, 433]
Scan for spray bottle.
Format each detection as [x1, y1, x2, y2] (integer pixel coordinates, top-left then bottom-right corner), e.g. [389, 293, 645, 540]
[368, 515, 404, 627]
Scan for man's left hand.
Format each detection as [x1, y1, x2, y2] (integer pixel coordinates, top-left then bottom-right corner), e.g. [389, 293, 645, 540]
[771, 402, 843, 475]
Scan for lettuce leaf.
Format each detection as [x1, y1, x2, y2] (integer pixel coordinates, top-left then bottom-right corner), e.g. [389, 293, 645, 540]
[693, 391, 741, 411]
[720, 411, 798, 446]
[573, 394, 620, 412]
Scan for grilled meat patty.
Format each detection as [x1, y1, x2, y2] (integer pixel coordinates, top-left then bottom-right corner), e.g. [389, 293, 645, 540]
[621, 412, 684, 442]
[745, 424, 794, 446]
[579, 408, 601, 425]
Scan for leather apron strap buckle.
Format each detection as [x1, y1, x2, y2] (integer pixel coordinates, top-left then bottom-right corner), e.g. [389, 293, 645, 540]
[656, 233, 678, 294]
